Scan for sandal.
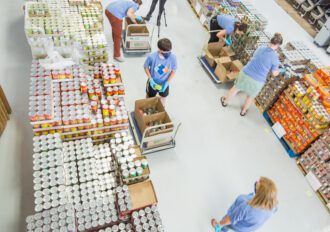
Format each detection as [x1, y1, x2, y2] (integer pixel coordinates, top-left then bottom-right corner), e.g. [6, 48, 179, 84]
[220, 97, 228, 107]
[240, 109, 248, 116]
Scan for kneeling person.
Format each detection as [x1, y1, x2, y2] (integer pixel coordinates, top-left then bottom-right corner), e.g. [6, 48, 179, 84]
[144, 38, 177, 106]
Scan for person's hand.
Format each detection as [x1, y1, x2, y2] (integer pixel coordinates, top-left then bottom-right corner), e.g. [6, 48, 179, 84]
[225, 37, 232, 47]
[160, 82, 169, 93]
[280, 67, 286, 75]
[149, 78, 162, 90]
[136, 16, 143, 23]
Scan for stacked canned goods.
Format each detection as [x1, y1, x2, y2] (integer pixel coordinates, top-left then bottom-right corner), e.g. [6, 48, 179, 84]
[77, 158, 99, 182]
[33, 149, 63, 171]
[79, 179, 102, 203]
[29, 66, 53, 122]
[116, 185, 133, 213]
[62, 139, 94, 162]
[64, 162, 79, 185]
[98, 173, 117, 191]
[96, 157, 115, 174]
[131, 206, 164, 232]
[33, 166, 66, 191]
[32, 133, 62, 152]
[75, 198, 119, 231]
[94, 143, 111, 159]
[34, 185, 68, 212]
[96, 223, 134, 232]
[66, 184, 81, 206]
[26, 203, 76, 232]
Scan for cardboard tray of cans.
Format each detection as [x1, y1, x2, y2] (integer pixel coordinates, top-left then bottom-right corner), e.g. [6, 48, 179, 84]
[117, 180, 158, 218]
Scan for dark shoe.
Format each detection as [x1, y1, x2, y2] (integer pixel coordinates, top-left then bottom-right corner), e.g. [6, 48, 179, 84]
[220, 97, 228, 107]
[240, 109, 248, 116]
[144, 16, 150, 22]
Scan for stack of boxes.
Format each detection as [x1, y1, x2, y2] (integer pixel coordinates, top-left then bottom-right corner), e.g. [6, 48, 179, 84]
[204, 39, 243, 82]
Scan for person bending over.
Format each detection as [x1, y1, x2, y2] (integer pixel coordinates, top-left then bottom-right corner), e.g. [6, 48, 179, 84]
[209, 14, 247, 45]
[105, 0, 143, 62]
[144, 38, 177, 107]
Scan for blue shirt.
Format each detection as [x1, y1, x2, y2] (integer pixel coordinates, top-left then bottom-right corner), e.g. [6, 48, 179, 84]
[106, 0, 139, 19]
[225, 193, 276, 232]
[144, 52, 177, 85]
[243, 46, 280, 83]
[216, 14, 238, 35]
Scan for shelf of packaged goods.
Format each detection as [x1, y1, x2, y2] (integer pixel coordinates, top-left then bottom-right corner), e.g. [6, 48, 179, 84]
[255, 100, 265, 113]
[316, 190, 330, 210]
[52, 79, 77, 83]
[61, 123, 129, 136]
[32, 122, 92, 132]
[30, 119, 56, 126]
[62, 129, 129, 141]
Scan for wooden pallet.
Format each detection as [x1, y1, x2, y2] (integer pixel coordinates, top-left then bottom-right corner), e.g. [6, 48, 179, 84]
[296, 161, 308, 176]
[316, 190, 330, 213]
[0, 86, 11, 136]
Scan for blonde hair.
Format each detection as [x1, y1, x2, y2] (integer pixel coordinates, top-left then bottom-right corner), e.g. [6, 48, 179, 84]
[248, 177, 278, 210]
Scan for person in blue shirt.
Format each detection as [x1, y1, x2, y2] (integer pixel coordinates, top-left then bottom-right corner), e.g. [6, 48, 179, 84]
[105, 0, 143, 62]
[220, 33, 283, 116]
[211, 177, 278, 232]
[209, 14, 248, 44]
[144, 38, 177, 106]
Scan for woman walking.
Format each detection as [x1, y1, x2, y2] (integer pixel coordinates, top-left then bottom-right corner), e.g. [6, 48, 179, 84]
[208, 14, 248, 44]
[211, 177, 278, 232]
[220, 33, 283, 116]
[105, 0, 143, 62]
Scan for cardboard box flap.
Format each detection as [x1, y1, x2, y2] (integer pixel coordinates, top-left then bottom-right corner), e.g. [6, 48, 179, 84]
[128, 180, 158, 210]
[220, 47, 235, 57]
[226, 60, 243, 81]
[215, 56, 232, 64]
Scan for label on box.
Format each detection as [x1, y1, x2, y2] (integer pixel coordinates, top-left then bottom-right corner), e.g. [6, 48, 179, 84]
[195, 2, 201, 14]
[272, 122, 286, 138]
[199, 14, 207, 25]
[126, 36, 149, 42]
[305, 171, 322, 191]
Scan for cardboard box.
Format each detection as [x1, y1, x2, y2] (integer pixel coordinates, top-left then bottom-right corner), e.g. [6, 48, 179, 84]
[128, 180, 158, 211]
[220, 47, 235, 57]
[124, 17, 149, 50]
[143, 112, 173, 136]
[122, 155, 150, 185]
[227, 60, 243, 81]
[214, 57, 232, 82]
[204, 40, 225, 67]
[134, 97, 165, 135]
[214, 58, 243, 82]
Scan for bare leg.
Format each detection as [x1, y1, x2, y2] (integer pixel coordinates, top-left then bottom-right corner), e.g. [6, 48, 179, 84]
[223, 86, 240, 105]
[160, 96, 166, 107]
[242, 96, 254, 113]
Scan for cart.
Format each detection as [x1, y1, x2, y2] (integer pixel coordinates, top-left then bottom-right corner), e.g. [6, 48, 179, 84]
[122, 18, 151, 54]
[198, 29, 230, 84]
[128, 112, 181, 155]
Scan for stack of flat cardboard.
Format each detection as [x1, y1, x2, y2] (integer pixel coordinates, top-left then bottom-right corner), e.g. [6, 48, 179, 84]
[204, 41, 244, 82]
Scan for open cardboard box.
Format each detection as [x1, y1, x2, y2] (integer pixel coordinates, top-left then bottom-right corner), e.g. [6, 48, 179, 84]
[220, 47, 235, 57]
[134, 97, 166, 134]
[204, 39, 225, 67]
[123, 155, 150, 185]
[214, 58, 243, 82]
[128, 180, 158, 211]
[143, 112, 173, 136]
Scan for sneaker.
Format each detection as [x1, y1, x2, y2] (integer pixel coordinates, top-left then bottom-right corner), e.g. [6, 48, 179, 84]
[144, 16, 150, 22]
[114, 57, 125, 62]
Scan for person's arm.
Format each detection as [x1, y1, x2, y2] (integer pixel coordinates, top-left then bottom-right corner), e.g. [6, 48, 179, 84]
[167, 71, 175, 83]
[127, 8, 138, 23]
[271, 57, 281, 77]
[216, 30, 227, 39]
[167, 55, 177, 83]
[219, 215, 232, 227]
[144, 68, 152, 79]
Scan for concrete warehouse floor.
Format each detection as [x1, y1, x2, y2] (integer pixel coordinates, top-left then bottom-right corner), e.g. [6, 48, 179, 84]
[0, 0, 329, 231]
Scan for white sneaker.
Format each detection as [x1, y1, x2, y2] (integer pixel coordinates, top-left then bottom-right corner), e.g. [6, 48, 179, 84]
[114, 57, 125, 62]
